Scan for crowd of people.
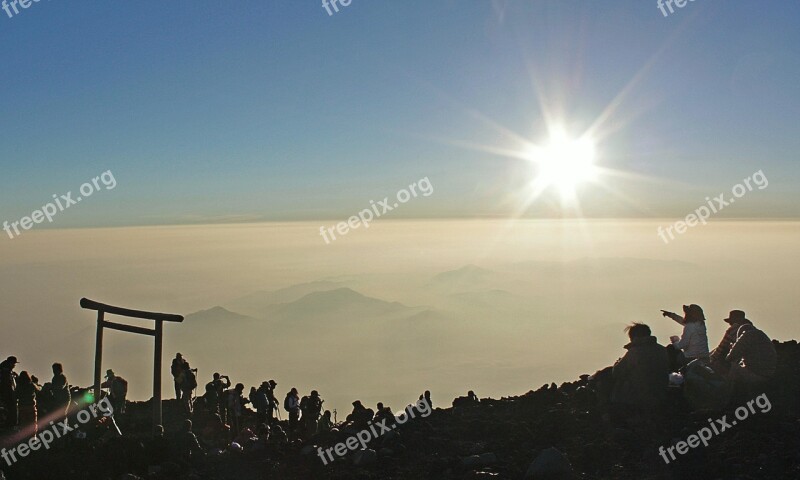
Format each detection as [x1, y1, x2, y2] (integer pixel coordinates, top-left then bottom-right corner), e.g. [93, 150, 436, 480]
[0, 359, 82, 435]
[1, 303, 781, 473]
[161, 352, 439, 466]
[609, 305, 778, 428]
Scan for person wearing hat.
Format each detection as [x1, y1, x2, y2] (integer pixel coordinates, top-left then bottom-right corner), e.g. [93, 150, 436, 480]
[283, 387, 301, 434]
[727, 322, 777, 393]
[101, 369, 128, 414]
[709, 310, 753, 374]
[661, 304, 710, 369]
[0, 356, 19, 427]
[300, 389, 323, 436]
[253, 382, 271, 425]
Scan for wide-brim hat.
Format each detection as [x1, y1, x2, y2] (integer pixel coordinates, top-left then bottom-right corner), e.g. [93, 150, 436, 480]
[6, 356, 18, 365]
[724, 310, 749, 324]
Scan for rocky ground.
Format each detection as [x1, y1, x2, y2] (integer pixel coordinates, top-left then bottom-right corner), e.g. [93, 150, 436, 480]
[2, 341, 799, 480]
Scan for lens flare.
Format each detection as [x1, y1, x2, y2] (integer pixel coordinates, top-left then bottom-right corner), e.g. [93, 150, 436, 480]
[527, 129, 598, 199]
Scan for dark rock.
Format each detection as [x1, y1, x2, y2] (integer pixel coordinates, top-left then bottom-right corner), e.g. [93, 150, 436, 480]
[524, 447, 575, 479]
[353, 448, 377, 466]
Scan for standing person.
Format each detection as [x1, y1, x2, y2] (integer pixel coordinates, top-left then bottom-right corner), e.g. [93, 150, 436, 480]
[0, 356, 19, 428]
[661, 304, 709, 369]
[226, 383, 247, 435]
[16, 371, 39, 434]
[102, 369, 128, 414]
[284, 388, 300, 434]
[248, 386, 258, 410]
[205, 373, 231, 420]
[253, 383, 270, 426]
[709, 310, 753, 374]
[416, 390, 432, 415]
[423, 390, 432, 408]
[300, 390, 323, 436]
[265, 380, 278, 423]
[180, 362, 198, 415]
[171, 353, 187, 400]
[51, 363, 71, 417]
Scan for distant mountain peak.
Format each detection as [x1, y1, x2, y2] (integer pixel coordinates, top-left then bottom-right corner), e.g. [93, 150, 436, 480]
[270, 287, 410, 320]
[185, 306, 254, 322]
[289, 287, 394, 307]
[429, 265, 495, 290]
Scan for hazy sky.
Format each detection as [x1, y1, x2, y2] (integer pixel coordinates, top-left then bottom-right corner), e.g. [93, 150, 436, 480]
[1, 1, 799, 229]
[1, 220, 798, 412]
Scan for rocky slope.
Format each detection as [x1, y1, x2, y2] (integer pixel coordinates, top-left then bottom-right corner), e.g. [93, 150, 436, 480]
[3, 341, 799, 480]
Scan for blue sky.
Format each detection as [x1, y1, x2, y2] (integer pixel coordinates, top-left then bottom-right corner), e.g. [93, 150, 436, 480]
[1, 0, 798, 228]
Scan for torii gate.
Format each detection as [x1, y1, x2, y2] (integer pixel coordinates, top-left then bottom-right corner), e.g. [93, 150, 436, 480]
[80, 298, 184, 430]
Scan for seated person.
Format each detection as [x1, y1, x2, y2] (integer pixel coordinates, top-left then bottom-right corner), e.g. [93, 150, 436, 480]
[611, 323, 669, 427]
[709, 310, 753, 374]
[345, 400, 374, 430]
[727, 323, 777, 391]
[662, 304, 710, 369]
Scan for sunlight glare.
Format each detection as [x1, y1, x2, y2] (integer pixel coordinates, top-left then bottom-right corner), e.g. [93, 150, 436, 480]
[528, 129, 598, 199]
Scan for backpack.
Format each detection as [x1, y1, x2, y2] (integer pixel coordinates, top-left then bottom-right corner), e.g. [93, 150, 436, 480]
[254, 391, 268, 410]
[170, 360, 183, 377]
[284, 394, 295, 412]
[309, 397, 323, 416]
[112, 377, 128, 397]
[184, 370, 197, 390]
[684, 361, 731, 411]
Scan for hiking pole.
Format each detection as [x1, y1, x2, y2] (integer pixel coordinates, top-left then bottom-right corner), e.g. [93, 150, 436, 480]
[193, 368, 199, 401]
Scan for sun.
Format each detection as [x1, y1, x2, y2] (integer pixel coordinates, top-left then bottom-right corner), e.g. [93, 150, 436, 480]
[527, 129, 598, 199]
